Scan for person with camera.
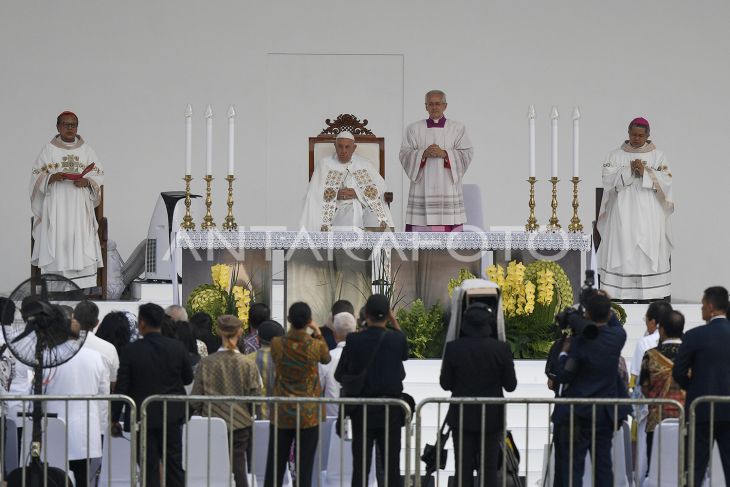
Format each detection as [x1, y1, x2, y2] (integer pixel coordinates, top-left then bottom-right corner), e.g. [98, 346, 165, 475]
[552, 292, 629, 487]
[440, 302, 517, 487]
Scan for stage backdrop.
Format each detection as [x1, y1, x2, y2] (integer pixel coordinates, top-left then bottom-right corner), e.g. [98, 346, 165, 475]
[1, 0, 728, 301]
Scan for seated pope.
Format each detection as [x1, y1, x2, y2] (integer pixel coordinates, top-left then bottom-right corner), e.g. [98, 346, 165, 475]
[299, 131, 394, 231]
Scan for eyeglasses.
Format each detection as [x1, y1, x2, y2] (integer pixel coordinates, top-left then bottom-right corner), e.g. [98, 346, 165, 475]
[60, 123, 78, 129]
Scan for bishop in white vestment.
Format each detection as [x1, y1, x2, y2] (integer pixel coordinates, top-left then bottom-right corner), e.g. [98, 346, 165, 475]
[300, 131, 394, 231]
[597, 117, 673, 300]
[30, 112, 104, 289]
[399, 90, 473, 231]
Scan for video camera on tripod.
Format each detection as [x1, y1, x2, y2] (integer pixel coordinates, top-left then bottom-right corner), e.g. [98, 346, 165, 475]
[555, 270, 600, 340]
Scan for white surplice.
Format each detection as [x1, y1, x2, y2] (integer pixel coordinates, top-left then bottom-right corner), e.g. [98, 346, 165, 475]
[30, 135, 104, 289]
[399, 118, 473, 226]
[299, 153, 394, 231]
[597, 141, 674, 300]
[43, 345, 109, 460]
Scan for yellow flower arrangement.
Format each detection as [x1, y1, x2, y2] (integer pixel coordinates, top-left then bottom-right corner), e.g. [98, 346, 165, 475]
[536, 269, 555, 305]
[187, 263, 253, 332]
[211, 264, 232, 292]
[486, 261, 535, 318]
[231, 285, 252, 323]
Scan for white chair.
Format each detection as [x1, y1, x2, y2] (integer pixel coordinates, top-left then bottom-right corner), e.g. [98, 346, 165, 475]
[20, 417, 68, 471]
[320, 421, 377, 487]
[183, 416, 234, 486]
[251, 420, 292, 487]
[643, 418, 680, 487]
[702, 443, 728, 487]
[99, 434, 137, 487]
[311, 417, 337, 487]
[462, 184, 484, 231]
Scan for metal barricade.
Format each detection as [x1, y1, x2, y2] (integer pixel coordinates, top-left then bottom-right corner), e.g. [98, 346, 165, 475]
[415, 397, 685, 487]
[688, 396, 730, 487]
[0, 394, 137, 486]
[140, 395, 412, 487]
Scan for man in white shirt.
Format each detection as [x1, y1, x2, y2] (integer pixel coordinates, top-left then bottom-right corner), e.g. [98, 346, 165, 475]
[319, 312, 356, 417]
[74, 301, 119, 392]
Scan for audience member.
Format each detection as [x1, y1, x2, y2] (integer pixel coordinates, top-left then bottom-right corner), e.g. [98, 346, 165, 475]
[335, 294, 408, 487]
[322, 300, 354, 350]
[244, 320, 284, 420]
[44, 304, 109, 486]
[165, 304, 188, 322]
[165, 305, 207, 357]
[639, 309, 685, 474]
[239, 303, 271, 354]
[673, 286, 730, 486]
[74, 300, 119, 391]
[440, 302, 517, 487]
[319, 311, 357, 416]
[192, 315, 262, 487]
[190, 311, 221, 355]
[112, 303, 194, 487]
[265, 302, 330, 487]
[96, 311, 133, 357]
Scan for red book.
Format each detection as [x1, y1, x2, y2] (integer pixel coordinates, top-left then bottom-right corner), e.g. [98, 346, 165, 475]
[62, 162, 95, 180]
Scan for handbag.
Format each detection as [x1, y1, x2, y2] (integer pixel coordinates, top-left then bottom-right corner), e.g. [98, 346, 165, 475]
[339, 330, 386, 397]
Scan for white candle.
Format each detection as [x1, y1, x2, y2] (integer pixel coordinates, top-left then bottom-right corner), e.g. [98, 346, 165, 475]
[184, 104, 192, 175]
[528, 105, 536, 178]
[572, 106, 581, 178]
[227, 105, 236, 176]
[550, 106, 559, 178]
[205, 104, 213, 175]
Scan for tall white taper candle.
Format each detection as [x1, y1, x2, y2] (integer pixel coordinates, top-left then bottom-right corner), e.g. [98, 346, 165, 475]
[528, 105, 536, 177]
[205, 104, 213, 175]
[185, 104, 192, 175]
[227, 105, 236, 176]
[550, 106, 559, 178]
[572, 107, 581, 178]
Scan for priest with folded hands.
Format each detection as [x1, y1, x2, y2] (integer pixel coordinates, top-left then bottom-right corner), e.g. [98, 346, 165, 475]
[300, 131, 394, 232]
[30, 111, 104, 289]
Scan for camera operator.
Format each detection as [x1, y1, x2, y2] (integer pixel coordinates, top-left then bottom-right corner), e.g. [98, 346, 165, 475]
[551, 292, 630, 487]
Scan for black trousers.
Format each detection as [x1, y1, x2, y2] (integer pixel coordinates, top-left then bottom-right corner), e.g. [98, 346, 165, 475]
[142, 425, 185, 487]
[691, 420, 730, 487]
[264, 424, 319, 487]
[451, 430, 500, 487]
[350, 415, 401, 487]
[232, 428, 251, 487]
[68, 459, 89, 487]
[555, 418, 614, 487]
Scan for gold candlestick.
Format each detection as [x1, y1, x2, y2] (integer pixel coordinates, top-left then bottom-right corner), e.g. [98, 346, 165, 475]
[201, 174, 216, 230]
[180, 175, 195, 230]
[546, 176, 561, 231]
[568, 176, 583, 233]
[222, 175, 238, 231]
[525, 177, 539, 232]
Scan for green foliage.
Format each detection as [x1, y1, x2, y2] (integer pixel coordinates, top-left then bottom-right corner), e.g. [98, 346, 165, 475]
[524, 260, 575, 311]
[611, 302, 627, 325]
[396, 300, 445, 359]
[186, 284, 228, 326]
[447, 268, 477, 297]
[505, 315, 556, 359]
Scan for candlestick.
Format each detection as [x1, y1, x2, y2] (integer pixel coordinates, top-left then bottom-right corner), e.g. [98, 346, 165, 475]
[525, 177, 539, 232]
[568, 176, 583, 233]
[227, 105, 236, 176]
[185, 104, 192, 176]
[572, 107, 581, 178]
[547, 176, 561, 231]
[205, 105, 213, 175]
[550, 106, 559, 178]
[180, 175, 195, 230]
[222, 175, 238, 230]
[201, 174, 216, 230]
[528, 105, 536, 178]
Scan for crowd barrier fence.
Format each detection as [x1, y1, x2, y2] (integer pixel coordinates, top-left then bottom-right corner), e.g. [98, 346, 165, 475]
[687, 396, 730, 487]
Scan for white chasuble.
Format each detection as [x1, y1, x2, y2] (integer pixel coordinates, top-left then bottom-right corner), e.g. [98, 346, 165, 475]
[399, 118, 473, 226]
[30, 135, 104, 289]
[596, 141, 673, 300]
[299, 154, 394, 231]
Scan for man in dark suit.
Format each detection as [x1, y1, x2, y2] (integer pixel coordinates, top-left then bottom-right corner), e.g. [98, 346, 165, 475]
[673, 286, 730, 486]
[552, 293, 629, 487]
[334, 294, 408, 487]
[111, 303, 194, 487]
[440, 302, 517, 487]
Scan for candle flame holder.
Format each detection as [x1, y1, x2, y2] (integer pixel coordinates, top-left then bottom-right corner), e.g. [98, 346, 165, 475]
[181, 175, 195, 230]
[546, 177, 561, 231]
[525, 177, 539, 232]
[201, 174, 216, 230]
[568, 176, 583, 233]
[222, 175, 238, 231]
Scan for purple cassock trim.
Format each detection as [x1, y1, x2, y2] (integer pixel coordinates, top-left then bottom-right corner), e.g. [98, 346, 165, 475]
[426, 117, 446, 128]
[405, 224, 463, 232]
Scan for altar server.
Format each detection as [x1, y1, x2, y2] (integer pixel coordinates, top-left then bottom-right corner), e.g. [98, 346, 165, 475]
[300, 131, 393, 231]
[30, 111, 104, 289]
[399, 90, 473, 232]
[597, 117, 674, 301]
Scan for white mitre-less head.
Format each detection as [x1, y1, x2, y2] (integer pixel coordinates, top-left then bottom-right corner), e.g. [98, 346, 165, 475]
[336, 131, 355, 141]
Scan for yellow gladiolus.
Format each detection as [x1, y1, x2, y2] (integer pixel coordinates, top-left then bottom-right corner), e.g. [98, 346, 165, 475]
[211, 264, 232, 291]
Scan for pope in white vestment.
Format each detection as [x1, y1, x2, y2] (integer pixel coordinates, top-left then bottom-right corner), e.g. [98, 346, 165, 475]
[597, 117, 673, 300]
[30, 112, 104, 289]
[300, 131, 394, 231]
[399, 90, 473, 231]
